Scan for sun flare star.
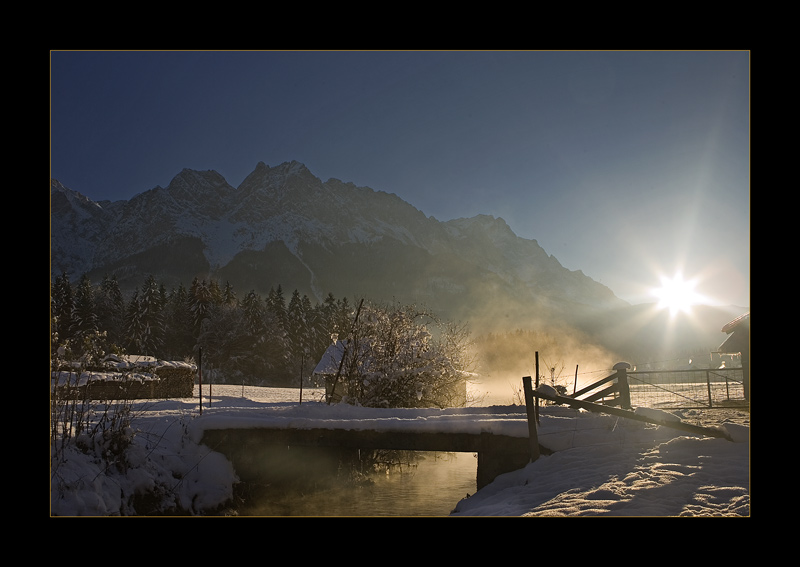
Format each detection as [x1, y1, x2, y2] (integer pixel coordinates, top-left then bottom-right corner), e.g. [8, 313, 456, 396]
[652, 273, 702, 316]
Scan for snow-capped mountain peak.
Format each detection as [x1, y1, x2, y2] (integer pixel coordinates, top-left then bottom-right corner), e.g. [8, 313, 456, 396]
[51, 162, 627, 330]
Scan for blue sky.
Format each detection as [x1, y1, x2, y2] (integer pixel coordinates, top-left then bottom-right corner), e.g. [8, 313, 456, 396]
[50, 50, 750, 307]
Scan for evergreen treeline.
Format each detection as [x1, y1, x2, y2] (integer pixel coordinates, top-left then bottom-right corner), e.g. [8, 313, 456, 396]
[51, 272, 356, 387]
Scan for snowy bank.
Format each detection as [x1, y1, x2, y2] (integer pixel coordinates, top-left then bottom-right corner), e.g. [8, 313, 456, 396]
[50, 386, 749, 516]
[451, 433, 749, 516]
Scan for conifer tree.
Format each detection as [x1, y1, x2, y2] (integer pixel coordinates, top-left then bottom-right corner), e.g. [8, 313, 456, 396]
[163, 284, 195, 359]
[120, 276, 165, 356]
[240, 289, 267, 338]
[261, 297, 293, 385]
[208, 279, 223, 305]
[124, 291, 146, 353]
[71, 274, 98, 340]
[222, 281, 237, 306]
[139, 274, 166, 356]
[286, 289, 310, 385]
[333, 296, 354, 339]
[305, 297, 331, 366]
[52, 272, 74, 343]
[96, 275, 125, 346]
[287, 289, 307, 340]
[323, 292, 337, 327]
[266, 285, 289, 373]
[189, 278, 215, 332]
[196, 299, 248, 382]
[267, 285, 288, 332]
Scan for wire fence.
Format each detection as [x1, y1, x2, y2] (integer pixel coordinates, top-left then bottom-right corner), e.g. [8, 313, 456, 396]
[626, 368, 746, 409]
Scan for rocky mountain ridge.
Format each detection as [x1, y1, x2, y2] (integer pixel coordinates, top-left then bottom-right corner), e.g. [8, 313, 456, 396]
[52, 161, 628, 334]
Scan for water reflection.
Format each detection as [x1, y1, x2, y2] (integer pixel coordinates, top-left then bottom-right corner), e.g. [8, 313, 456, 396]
[234, 451, 477, 516]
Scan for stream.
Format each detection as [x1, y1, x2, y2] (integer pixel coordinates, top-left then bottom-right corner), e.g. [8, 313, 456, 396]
[233, 450, 478, 516]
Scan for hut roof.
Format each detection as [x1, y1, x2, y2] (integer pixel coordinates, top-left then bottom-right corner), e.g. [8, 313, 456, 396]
[313, 341, 348, 375]
[718, 312, 750, 354]
[721, 312, 749, 334]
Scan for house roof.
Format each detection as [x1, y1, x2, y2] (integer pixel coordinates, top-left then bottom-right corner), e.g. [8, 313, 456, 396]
[721, 312, 749, 334]
[718, 311, 750, 354]
[313, 341, 347, 375]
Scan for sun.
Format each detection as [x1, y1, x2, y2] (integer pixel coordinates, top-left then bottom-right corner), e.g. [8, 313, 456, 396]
[652, 273, 702, 315]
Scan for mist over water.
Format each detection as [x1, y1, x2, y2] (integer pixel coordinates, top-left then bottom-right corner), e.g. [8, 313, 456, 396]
[235, 451, 478, 517]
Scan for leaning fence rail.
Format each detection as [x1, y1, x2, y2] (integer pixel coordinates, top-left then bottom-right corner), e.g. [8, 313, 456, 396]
[524, 355, 744, 463]
[562, 363, 746, 410]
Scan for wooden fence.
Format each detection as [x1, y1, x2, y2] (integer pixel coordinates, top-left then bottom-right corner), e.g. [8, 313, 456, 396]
[521, 354, 743, 463]
[567, 363, 746, 410]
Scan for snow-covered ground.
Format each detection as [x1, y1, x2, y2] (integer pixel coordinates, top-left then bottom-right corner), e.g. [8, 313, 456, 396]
[50, 385, 749, 516]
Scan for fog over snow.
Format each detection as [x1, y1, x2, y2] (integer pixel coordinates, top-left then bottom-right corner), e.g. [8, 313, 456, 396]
[50, 385, 749, 517]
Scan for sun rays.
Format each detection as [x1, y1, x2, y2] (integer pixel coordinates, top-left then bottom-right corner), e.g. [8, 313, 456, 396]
[651, 272, 704, 316]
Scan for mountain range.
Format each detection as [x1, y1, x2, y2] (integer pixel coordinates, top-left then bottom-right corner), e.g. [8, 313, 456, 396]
[50, 160, 743, 358]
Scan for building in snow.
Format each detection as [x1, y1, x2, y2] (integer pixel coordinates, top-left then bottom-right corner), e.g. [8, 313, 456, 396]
[718, 312, 750, 401]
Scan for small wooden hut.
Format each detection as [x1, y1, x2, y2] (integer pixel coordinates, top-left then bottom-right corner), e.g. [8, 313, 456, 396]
[312, 341, 349, 403]
[718, 312, 750, 401]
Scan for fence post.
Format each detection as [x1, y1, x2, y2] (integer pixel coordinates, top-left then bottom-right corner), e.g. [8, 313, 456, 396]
[613, 362, 632, 409]
[198, 346, 203, 416]
[522, 376, 541, 462]
[573, 364, 579, 395]
[534, 352, 540, 425]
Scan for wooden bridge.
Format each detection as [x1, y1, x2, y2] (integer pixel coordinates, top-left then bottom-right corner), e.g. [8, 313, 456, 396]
[201, 424, 551, 490]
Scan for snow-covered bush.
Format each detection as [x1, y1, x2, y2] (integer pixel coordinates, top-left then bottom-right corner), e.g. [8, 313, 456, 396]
[333, 302, 476, 408]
